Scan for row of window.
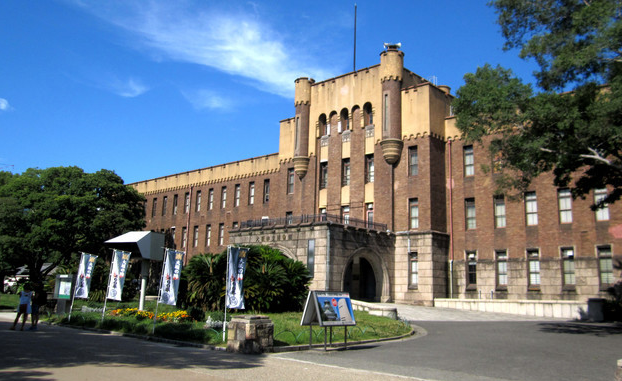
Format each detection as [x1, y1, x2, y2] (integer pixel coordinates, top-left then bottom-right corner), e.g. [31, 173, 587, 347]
[319, 155, 375, 190]
[150, 179, 274, 218]
[408, 245, 615, 290]
[318, 103, 374, 136]
[459, 190, 610, 230]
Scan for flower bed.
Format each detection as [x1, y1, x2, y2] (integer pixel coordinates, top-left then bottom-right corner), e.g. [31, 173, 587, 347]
[110, 308, 191, 323]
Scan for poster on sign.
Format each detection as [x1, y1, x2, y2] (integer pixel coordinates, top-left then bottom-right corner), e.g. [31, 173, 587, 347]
[301, 291, 356, 327]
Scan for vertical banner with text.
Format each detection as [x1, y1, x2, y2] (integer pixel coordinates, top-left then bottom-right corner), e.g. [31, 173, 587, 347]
[158, 249, 185, 306]
[106, 249, 131, 301]
[225, 247, 248, 309]
[74, 252, 98, 299]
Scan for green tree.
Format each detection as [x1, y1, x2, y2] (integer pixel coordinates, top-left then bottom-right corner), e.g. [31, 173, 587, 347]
[453, 0, 622, 206]
[0, 167, 145, 287]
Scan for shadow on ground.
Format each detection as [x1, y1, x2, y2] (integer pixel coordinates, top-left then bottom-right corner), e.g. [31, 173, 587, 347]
[538, 321, 622, 336]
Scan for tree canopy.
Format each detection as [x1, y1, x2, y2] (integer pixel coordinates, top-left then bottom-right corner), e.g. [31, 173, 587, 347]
[453, 0, 622, 206]
[0, 167, 145, 286]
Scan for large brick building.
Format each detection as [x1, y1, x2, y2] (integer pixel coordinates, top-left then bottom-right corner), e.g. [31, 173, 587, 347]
[131, 46, 620, 306]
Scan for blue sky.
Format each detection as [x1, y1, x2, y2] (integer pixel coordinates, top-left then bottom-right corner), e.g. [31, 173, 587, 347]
[0, 0, 537, 184]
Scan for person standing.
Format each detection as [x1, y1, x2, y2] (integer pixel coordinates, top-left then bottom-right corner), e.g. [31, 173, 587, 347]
[11, 283, 32, 331]
[29, 284, 46, 331]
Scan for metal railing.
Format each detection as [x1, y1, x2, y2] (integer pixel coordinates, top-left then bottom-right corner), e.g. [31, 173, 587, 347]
[239, 213, 387, 232]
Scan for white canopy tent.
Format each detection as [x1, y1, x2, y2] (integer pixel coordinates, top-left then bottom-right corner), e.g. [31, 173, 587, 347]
[104, 231, 165, 310]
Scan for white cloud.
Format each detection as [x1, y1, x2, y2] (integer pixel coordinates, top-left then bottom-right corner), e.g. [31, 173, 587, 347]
[0, 98, 13, 111]
[182, 89, 233, 111]
[109, 77, 150, 98]
[73, 1, 334, 98]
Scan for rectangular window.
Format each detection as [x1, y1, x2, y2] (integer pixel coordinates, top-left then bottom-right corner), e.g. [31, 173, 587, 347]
[287, 168, 295, 194]
[170, 227, 175, 245]
[173, 194, 178, 215]
[467, 251, 477, 286]
[383, 93, 389, 135]
[234, 184, 240, 207]
[218, 223, 224, 246]
[366, 203, 374, 228]
[342, 159, 350, 186]
[319, 162, 328, 189]
[561, 247, 575, 286]
[196, 190, 202, 212]
[342, 206, 350, 225]
[193, 226, 199, 248]
[319, 208, 327, 221]
[496, 250, 508, 287]
[558, 189, 572, 223]
[307, 239, 315, 278]
[208, 189, 214, 210]
[162, 196, 168, 216]
[463, 145, 474, 176]
[594, 188, 610, 221]
[409, 252, 419, 288]
[248, 182, 255, 205]
[465, 198, 476, 230]
[151, 198, 157, 218]
[205, 225, 211, 247]
[182, 227, 187, 249]
[232, 221, 238, 229]
[409, 198, 419, 229]
[263, 179, 270, 203]
[494, 195, 506, 228]
[285, 211, 293, 225]
[527, 249, 540, 288]
[525, 192, 538, 226]
[365, 154, 374, 183]
[221, 187, 227, 209]
[598, 245, 613, 286]
[409, 146, 418, 176]
[184, 192, 190, 214]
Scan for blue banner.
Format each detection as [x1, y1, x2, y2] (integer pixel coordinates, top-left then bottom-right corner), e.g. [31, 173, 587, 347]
[226, 247, 248, 309]
[74, 252, 98, 299]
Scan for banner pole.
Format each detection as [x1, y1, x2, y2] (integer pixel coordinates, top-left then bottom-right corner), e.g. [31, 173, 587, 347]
[223, 245, 231, 342]
[68, 252, 83, 323]
[153, 248, 168, 335]
[101, 250, 115, 323]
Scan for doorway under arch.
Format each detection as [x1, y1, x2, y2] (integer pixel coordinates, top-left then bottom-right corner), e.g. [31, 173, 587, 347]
[344, 257, 377, 301]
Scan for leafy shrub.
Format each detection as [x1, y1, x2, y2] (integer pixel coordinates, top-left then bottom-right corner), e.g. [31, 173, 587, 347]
[187, 306, 205, 322]
[182, 245, 311, 313]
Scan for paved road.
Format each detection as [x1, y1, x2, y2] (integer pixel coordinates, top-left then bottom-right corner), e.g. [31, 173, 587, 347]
[1, 308, 621, 381]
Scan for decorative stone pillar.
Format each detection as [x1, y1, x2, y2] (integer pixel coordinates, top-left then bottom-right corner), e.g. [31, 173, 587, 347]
[226, 315, 274, 354]
[379, 45, 404, 165]
[293, 77, 313, 179]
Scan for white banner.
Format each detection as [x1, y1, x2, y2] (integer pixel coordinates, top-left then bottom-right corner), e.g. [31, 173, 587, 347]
[158, 249, 184, 306]
[106, 249, 131, 301]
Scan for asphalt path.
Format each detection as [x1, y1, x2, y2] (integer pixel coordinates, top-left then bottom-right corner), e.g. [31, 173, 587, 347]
[1, 310, 621, 381]
[277, 320, 622, 381]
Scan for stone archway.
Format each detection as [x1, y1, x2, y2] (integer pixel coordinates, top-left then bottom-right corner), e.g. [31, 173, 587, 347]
[342, 248, 390, 302]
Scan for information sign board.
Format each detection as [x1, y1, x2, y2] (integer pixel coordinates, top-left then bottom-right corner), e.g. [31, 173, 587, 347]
[301, 291, 356, 327]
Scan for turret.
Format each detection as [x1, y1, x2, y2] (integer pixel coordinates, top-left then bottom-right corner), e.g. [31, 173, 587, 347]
[379, 44, 404, 165]
[293, 77, 314, 179]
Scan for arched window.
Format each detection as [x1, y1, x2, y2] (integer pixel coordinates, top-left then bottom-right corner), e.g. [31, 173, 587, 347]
[319, 114, 328, 136]
[363, 102, 373, 126]
[340, 108, 349, 132]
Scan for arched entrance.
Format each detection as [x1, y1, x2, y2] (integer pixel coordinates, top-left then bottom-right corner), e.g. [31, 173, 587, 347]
[344, 257, 377, 301]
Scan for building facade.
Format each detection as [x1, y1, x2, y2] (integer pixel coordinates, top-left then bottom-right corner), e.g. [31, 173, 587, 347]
[131, 46, 621, 306]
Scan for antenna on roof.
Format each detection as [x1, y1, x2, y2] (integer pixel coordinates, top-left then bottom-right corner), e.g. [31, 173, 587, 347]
[353, 3, 357, 72]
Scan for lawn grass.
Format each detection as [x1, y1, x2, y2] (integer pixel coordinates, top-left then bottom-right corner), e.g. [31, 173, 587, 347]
[11, 297, 412, 347]
[0, 294, 18, 310]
